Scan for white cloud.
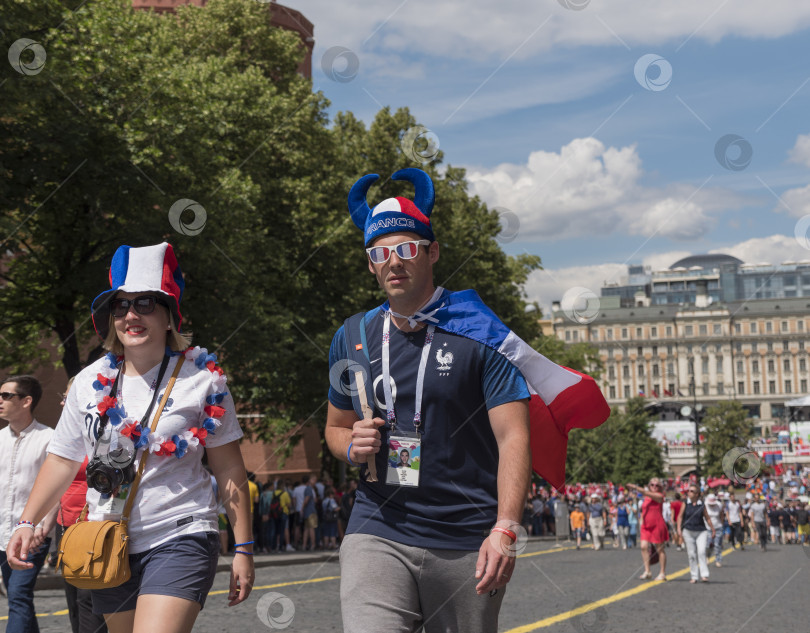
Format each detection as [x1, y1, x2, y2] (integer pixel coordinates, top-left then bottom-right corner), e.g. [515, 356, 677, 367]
[286, 1, 810, 62]
[465, 137, 731, 241]
[788, 133, 810, 168]
[709, 235, 810, 265]
[779, 184, 810, 218]
[642, 250, 693, 272]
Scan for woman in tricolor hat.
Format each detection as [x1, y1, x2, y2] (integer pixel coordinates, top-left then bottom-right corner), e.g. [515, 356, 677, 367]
[7, 243, 254, 631]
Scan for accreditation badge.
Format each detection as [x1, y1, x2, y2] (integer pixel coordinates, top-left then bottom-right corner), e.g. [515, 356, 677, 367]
[95, 483, 132, 515]
[385, 432, 421, 487]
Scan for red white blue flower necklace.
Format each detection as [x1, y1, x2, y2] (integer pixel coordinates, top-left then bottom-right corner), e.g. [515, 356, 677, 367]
[92, 346, 228, 458]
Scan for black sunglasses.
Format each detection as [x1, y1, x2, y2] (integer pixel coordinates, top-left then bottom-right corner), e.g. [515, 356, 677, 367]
[0, 392, 24, 401]
[110, 295, 167, 318]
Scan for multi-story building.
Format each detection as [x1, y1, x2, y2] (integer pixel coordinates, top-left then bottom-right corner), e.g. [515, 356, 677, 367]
[554, 257, 810, 437]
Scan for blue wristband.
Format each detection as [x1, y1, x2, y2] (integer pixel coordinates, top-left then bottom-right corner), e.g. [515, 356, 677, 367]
[347, 442, 357, 467]
[234, 550, 254, 556]
[233, 541, 254, 548]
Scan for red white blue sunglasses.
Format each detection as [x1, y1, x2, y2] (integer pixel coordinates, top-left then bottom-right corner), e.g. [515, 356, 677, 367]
[366, 239, 430, 264]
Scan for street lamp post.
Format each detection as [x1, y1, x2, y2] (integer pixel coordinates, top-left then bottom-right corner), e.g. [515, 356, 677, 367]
[680, 362, 704, 478]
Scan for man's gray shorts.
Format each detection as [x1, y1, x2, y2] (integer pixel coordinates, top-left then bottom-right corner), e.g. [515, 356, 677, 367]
[339, 533, 506, 633]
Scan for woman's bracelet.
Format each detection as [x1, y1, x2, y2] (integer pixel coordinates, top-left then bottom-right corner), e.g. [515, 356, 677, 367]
[347, 442, 358, 467]
[233, 541, 254, 548]
[491, 527, 517, 542]
[12, 521, 36, 534]
[234, 550, 254, 556]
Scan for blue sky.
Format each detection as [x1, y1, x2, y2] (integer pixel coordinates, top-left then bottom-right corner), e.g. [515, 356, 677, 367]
[283, 0, 810, 311]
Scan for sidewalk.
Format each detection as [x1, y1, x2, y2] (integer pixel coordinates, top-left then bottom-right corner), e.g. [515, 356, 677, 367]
[32, 535, 563, 591]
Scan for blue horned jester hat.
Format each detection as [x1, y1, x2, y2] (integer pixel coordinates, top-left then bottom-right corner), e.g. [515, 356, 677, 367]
[348, 168, 435, 246]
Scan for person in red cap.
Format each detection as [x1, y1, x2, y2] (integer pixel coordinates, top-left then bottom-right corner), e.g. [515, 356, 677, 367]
[326, 169, 607, 632]
[6, 243, 254, 632]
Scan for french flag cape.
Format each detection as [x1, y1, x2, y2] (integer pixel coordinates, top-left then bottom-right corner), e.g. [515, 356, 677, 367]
[380, 289, 610, 490]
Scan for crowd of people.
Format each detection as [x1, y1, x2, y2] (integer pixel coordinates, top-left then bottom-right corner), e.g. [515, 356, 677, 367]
[521, 468, 810, 583]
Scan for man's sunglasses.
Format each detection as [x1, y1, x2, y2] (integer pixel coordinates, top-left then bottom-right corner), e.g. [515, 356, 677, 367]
[110, 295, 168, 318]
[0, 392, 23, 401]
[366, 240, 430, 264]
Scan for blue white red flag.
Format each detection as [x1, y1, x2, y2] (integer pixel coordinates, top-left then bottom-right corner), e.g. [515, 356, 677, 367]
[382, 288, 610, 489]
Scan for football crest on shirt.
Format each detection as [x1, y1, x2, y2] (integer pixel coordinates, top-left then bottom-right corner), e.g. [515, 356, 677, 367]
[436, 343, 454, 376]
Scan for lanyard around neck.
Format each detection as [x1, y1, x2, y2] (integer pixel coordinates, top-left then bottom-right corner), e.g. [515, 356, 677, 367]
[381, 312, 435, 433]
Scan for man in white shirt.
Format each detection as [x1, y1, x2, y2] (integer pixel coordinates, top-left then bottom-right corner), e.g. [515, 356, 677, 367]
[0, 375, 58, 633]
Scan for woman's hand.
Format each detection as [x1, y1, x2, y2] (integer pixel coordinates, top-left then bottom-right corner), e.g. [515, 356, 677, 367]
[228, 553, 255, 606]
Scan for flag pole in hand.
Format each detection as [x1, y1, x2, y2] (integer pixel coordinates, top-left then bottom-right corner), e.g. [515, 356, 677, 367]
[354, 371, 378, 483]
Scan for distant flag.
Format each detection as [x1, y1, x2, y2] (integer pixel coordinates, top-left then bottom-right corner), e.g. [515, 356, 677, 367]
[652, 389, 659, 398]
[638, 388, 645, 395]
[663, 389, 673, 397]
[678, 390, 685, 397]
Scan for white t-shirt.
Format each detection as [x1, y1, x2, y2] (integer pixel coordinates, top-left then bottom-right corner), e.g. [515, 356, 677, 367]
[727, 500, 741, 523]
[704, 503, 723, 530]
[48, 354, 242, 554]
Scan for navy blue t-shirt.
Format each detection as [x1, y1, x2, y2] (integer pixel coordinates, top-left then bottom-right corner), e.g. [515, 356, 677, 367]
[328, 309, 529, 550]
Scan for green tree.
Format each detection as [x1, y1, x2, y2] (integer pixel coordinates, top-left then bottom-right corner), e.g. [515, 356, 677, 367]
[700, 401, 755, 477]
[565, 397, 663, 485]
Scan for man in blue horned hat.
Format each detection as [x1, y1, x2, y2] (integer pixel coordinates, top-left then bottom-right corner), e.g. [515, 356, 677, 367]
[325, 168, 609, 633]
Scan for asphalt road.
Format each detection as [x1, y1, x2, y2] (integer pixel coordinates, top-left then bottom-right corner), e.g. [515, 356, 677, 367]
[4, 539, 807, 632]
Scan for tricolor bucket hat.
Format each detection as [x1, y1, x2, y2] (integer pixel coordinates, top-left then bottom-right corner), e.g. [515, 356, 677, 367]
[91, 242, 184, 339]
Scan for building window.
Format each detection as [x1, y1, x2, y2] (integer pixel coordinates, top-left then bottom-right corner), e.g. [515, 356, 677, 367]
[653, 364, 660, 377]
[608, 348, 613, 359]
[651, 327, 657, 337]
[668, 383, 675, 395]
[784, 358, 791, 372]
[766, 321, 773, 333]
[785, 380, 792, 393]
[622, 328, 628, 339]
[714, 324, 722, 335]
[624, 385, 630, 399]
[736, 342, 742, 353]
[609, 386, 616, 399]
[768, 359, 775, 373]
[735, 323, 741, 334]
[702, 382, 709, 395]
[667, 362, 675, 377]
[637, 346, 643, 356]
[699, 324, 708, 335]
[666, 326, 672, 337]
[609, 366, 616, 379]
[667, 345, 673, 355]
[717, 381, 724, 395]
[801, 340, 806, 350]
[769, 380, 776, 394]
[799, 321, 805, 332]
[782, 340, 789, 351]
[768, 342, 773, 352]
[653, 383, 660, 395]
[685, 325, 693, 336]
[623, 365, 630, 379]
[636, 327, 642, 337]
[802, 379, 807, 392]
[738, 381, 744, 394]
[752, 360, 759, 373]
[736, 360, 743, 374]
[782, 321, 789, 332]
[688, 383, 695, 396]
[565, 330, 571, 341]
[638, 364, 645, 377]
[716, 357, 723, 373]
[750, 322, 758, 334]
[801, 358, 807, 372]
[572, 330, 579, 341]
[652, 345, 658, 355]
[607, 329, 613, 340]
[702, 359, 709, 374]
[753, 381, 760, 394]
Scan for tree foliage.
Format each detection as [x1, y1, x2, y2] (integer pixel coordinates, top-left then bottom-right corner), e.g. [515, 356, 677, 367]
[700, 401, 755, 478]
[565, 397, 664, 485]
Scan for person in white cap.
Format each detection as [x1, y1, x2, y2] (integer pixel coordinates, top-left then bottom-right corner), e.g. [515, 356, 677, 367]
[704, 493, 725, 566]
[6, 243, 255, 632]
[588, 493, 607, 550]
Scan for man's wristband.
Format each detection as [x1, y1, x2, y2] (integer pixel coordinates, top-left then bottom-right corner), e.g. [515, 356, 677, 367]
[347, 442, 357, 467]
[491, 527, 517, 542]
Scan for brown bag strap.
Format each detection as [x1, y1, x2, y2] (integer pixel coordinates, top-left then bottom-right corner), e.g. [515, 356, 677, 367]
[121, 356, 185, 522]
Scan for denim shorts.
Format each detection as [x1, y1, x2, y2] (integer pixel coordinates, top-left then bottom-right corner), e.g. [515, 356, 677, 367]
[91, 532, 220, 615]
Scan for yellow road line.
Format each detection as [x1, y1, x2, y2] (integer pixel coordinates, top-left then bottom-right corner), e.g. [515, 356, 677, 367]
[208, 574, 341, 596]
[503, 546, 735, 633]
[518, 545, 579, 558]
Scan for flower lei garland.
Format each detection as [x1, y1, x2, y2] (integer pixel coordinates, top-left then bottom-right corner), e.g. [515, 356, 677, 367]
[92, 346, 228, 459]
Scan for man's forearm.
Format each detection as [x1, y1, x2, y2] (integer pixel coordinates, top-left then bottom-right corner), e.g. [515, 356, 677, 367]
[496, 435, 531, 523]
